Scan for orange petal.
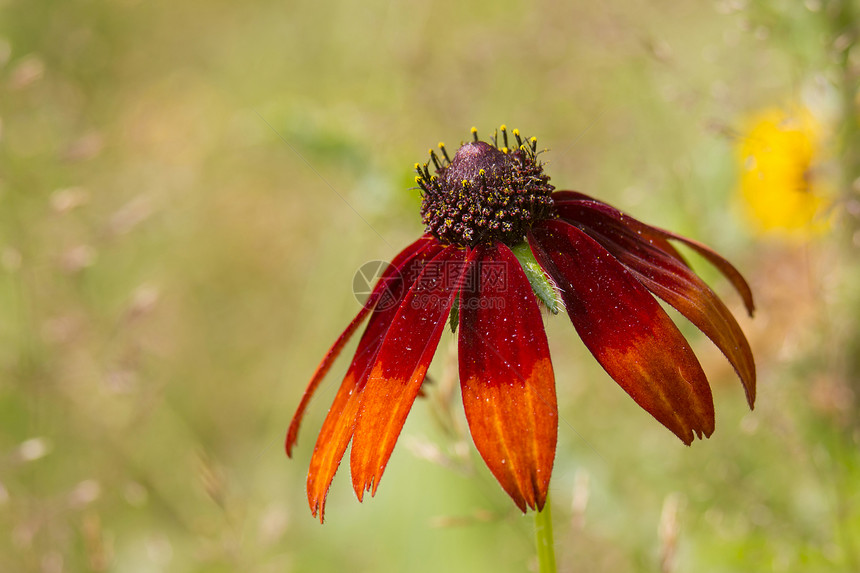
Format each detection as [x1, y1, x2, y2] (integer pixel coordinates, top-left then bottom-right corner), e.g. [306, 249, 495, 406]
[350, 247, 467, 500]
[458, 243, 557, 511]
[530, 220, 715, 444]
[553, 192, 754, 315]
[651, 227, 755, 316]
[555, 199, 756, 408]
[286, 235, 438, 456]
[306, 373, 363, 522]
[304, 239, 445, 521]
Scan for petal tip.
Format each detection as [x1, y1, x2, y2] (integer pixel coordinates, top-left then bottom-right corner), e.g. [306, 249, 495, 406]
[285, 428, 298, 458]
[309, 490, 327, 523]
[351, 471, 373, 502]
[352, 481, 365, 502]
[512, 494, 528, 514]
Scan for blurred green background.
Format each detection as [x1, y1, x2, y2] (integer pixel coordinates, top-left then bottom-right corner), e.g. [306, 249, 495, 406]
[2, 0, 859, 571]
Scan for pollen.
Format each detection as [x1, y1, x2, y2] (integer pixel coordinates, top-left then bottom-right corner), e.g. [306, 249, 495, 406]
[415, 127, 556, 247]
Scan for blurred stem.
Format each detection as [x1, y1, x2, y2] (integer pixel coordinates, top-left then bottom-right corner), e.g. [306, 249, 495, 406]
[535, 492, 557, 573]
[830, 0, 859, 208]
[828, 3, 860, 570]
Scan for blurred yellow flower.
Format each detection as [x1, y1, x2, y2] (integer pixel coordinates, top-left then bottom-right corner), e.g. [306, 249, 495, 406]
[737, 107, 830, 235]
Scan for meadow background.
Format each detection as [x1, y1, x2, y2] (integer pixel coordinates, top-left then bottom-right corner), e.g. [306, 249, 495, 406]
[1, 0, 859, 571]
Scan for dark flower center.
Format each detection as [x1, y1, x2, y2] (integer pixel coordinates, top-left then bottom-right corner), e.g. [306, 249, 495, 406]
[416, 127, 556, 247]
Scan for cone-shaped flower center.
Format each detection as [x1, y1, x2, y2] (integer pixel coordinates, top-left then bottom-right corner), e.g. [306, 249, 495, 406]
[416, 128, 556, 247]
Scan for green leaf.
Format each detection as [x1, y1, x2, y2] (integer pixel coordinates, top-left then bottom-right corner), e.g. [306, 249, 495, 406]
[510, 241, 562, 314]
[449, 293, 459, 333]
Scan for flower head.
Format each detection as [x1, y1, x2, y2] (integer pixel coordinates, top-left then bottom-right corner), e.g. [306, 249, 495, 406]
[418, 127, 554, 246]
[287, 127, 756, 522]
[738, 107, 830, 235]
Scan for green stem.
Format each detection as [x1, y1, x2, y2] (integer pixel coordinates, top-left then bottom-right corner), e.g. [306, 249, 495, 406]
[534, 492, 557, 573]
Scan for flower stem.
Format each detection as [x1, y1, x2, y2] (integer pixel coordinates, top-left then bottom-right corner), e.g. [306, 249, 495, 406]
[534, 492, 557, 573]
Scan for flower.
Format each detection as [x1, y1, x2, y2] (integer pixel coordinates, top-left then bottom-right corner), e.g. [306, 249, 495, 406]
[738, 107, 831, 234]
[287, 126, 756, 522]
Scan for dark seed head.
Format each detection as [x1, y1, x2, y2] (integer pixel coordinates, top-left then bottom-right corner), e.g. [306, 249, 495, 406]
[416, 127, 556, 247]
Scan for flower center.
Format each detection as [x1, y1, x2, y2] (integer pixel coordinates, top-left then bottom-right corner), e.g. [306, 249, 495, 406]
[416, 126, 556, 247]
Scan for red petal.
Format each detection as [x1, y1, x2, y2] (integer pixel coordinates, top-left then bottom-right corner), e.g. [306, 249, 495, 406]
[530, 220, 715, 444]
[458, 243, 557, 512]
[350, 247, 468, 499]
[552, 191, 592, 202]
[286, 235, 439, 457]
[304, 240, 445, 522]
[553, 191, 689, 265]
[554, 201, 755, 408]
[649, 227, 755, 316]
[553, 192, 754, 315]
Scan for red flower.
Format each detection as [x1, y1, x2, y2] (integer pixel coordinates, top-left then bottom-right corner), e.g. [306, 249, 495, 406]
[286, 127, 755, 522]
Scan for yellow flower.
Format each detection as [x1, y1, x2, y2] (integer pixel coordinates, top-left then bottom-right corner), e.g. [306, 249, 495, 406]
[737, 107, 830, 235]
